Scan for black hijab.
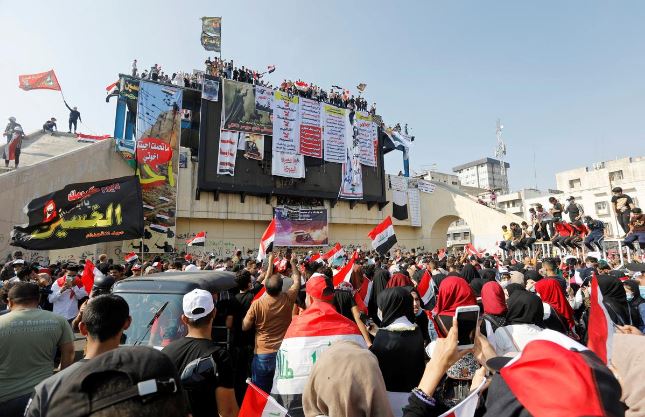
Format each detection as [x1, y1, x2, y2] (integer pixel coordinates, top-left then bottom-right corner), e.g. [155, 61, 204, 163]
[460, 264, 481, 283]
[506, 290, 544, 326]
[480, 268, 497, 283]
[432, 273, 447, 289]
[377, 287, 415, 327]
[506, 283, 526, 297]
[597, 274, 630, 326]
[470, 278, 484, 297]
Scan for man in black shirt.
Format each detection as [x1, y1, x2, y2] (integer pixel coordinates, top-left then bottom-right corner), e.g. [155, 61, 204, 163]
[611, 187, 635, 235]
[548, 197, 564, 221]
[563, 196, 584, 222]
[163, 289, 238, 417]
[64, 101, 81, 133]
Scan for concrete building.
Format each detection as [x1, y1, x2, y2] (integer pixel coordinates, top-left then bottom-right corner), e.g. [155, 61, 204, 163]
[496, 188, 563, 218]
[446, 219, 471, 248]
[453, 157, 510, 194]
[421, 170, 460, 187]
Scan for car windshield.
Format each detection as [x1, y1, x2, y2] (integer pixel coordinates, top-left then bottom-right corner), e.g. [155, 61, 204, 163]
[118, 292, 187, 348]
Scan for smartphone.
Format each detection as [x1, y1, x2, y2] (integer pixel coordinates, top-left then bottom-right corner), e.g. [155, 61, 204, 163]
[455, 305, 479, 350]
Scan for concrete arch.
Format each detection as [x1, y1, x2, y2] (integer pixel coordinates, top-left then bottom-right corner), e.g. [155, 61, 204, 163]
[430, 214, 461, 247]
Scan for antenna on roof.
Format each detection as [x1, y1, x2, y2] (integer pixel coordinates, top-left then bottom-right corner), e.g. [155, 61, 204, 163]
[495, 119, 507, 192]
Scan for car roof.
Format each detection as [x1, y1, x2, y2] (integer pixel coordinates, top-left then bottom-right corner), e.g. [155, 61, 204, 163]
[112, 270, 236, 294]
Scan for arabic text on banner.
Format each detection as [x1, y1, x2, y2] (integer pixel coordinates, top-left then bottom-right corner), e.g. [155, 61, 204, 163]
[298, 98, 323, 158]
[339, 110, 363, 199]
[407, 179, 422, 227]
[272, 151, 305, 178]
[10, 176, 144, 250]
[356, 112, 377, 167]
[131, 81, 183, 255]
[322, 104, 346, 163]
[389, 175, 409, 192]
[222, 79, 272, 134]
[272, 91, 300, 155]
[418, 179, 436, 194]
[274, 207, 329, 247]
[217, 130, 239, 176]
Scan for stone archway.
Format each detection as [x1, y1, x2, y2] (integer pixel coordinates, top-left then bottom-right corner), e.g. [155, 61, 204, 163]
[429, 214, 461, 250]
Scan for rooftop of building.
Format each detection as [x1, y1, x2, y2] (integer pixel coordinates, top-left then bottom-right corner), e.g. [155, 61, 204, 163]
[555, 156, 644, 176]
[452, 157, 511, 172]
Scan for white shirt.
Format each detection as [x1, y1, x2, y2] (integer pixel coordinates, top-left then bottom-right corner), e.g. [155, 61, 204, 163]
[493, 326, 586, 356]
[48, 278, 87, 320]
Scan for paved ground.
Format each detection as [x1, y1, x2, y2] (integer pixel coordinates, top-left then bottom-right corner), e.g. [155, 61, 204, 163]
[0, 132, 95, 173]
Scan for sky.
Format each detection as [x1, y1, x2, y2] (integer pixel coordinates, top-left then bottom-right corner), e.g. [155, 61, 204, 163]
[1, 0, 644, 190]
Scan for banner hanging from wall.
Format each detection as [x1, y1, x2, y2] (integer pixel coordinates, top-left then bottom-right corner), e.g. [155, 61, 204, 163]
[243, 134, 264, 160]
[322, 104, 347, 163]
[407, 179, 421, 227]
[418, 180, 436, 194]
[123, 80, 182, 255]
[202, 75, 220, 102]
[356, 111, 377, 167]
[222, 79, 273, 134]
[201, 17, 222, 52]
[217, 130, 239, 175]
[390, 175, 409, 221]
[339, 110, 363, 199]
[274, 207, 328, 247]
[298, 97, 323, 158]
[272, 152, 305, 178]
[11, 176, 144, 250]
[272, 91, 300, 154]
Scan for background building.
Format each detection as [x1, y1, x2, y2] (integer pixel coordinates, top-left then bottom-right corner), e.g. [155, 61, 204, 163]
[452, 157, 510, 194]
[496, 188, 562, 218]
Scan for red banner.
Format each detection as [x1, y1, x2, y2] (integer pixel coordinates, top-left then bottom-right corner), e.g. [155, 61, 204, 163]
[18, 70, 61, 91]
[136, 137, 173, 169]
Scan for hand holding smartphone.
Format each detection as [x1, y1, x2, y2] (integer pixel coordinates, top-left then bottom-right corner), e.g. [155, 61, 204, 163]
[455, 305, 480, 350]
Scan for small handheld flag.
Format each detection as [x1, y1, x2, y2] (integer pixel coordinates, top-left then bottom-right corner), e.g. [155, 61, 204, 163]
[187, 231, 206, 246]
[257, 219, 276, 262]
[368, 216, 397, 255]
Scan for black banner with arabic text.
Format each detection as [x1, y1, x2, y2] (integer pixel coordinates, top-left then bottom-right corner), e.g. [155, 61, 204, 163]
[10, 176, 144, 250]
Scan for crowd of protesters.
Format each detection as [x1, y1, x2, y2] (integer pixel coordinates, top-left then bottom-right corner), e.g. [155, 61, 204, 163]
[1, 241, 645, 417]
[499, 187, 644, 258]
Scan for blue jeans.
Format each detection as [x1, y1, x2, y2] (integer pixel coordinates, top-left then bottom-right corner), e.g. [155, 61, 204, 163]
[623, 232, 645, 250]
[252, 352, 277, 393]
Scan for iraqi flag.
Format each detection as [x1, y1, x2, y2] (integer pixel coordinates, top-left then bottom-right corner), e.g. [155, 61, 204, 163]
[124, 252, 138, 263]
[438, 378, 486, 417]
[80, 259, 104, 293]
[18, 70, 61, 91]
[587, 273, 614, 364]
[368, 216, 397, 256]
[252, 286, 267, 302]
[294, 81, 309, 91]
[416, 270, 435, 305]
[354, 276, 372, 314]
[76, 133, 110, 143]
[323, 243, 344, 263]
[4, 130, 23, 161]
[239, 380, 288, 417]
[187, 231, 206, 246]
[271, 301, 366, 414]
[332, 251, 358, 286]
[465, 243, 484, 258]
[257, 219, 276, 262]
[308, 252, 324, 264]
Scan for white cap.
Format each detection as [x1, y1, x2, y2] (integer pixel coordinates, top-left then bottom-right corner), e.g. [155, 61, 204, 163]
[184, 264, 200, 272]
[12, 259, 25, 265]
[498, 267, 509, 274]
[182, 289, 214, 320]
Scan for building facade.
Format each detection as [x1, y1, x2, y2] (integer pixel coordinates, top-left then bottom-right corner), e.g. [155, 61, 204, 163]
[452, 157, 510, 194]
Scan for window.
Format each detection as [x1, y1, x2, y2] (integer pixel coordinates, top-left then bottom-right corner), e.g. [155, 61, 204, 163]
[595, 201, 609, 215]
[463, 232, 470, 239]
[609, 170, 623, 181]
[569, 178, 581, 189]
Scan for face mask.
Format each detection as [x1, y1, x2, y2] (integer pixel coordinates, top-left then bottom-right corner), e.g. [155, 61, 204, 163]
[500, 280, 509, 289]
[626, 293, 634, 302]
[640, 286, 645, 299]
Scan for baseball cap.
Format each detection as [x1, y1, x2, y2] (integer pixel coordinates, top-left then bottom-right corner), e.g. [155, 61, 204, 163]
[498, 267, 509, 274]
[46, 346, 186, 417]
[131, 264, 142, 271]
[306, 274, 334, 301]
[12, 259, 24, 265]
[182, 289, 214, 320]
[597, 259, 610, 270]
[484, 339, 623, 417]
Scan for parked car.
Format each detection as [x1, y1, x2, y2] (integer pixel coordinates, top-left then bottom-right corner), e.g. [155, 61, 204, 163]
[112, 271, 236, 349]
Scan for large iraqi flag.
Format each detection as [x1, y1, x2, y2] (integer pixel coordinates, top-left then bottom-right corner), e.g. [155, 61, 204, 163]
[368, 216, 397, 255]
[270, 301, 366, 415]
[257, 218, 276, 262]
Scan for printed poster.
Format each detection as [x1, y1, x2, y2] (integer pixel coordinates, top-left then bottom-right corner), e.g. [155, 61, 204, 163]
[298, 97, 322, 158]
[418, 180, 436, 194]
[322, 104, 346, 163]
[272, 152, 305, 178]
[339, 110, 363, 199]
[356, 111, 377, 167]
[217, 130, 239, 176]
[274, 207, 328, 247]
[244, 134, 264, 160]
[202, 75, 220, 101]
[407, 179, 421, 227]
[125, 80, 183, 255]
[272, 91, 300, 154]
[201, 17, 222, 52]
[222, 79, 273, 134]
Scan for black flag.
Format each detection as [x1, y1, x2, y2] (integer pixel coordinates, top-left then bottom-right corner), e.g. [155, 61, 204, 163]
[11, 176, 144, 250]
